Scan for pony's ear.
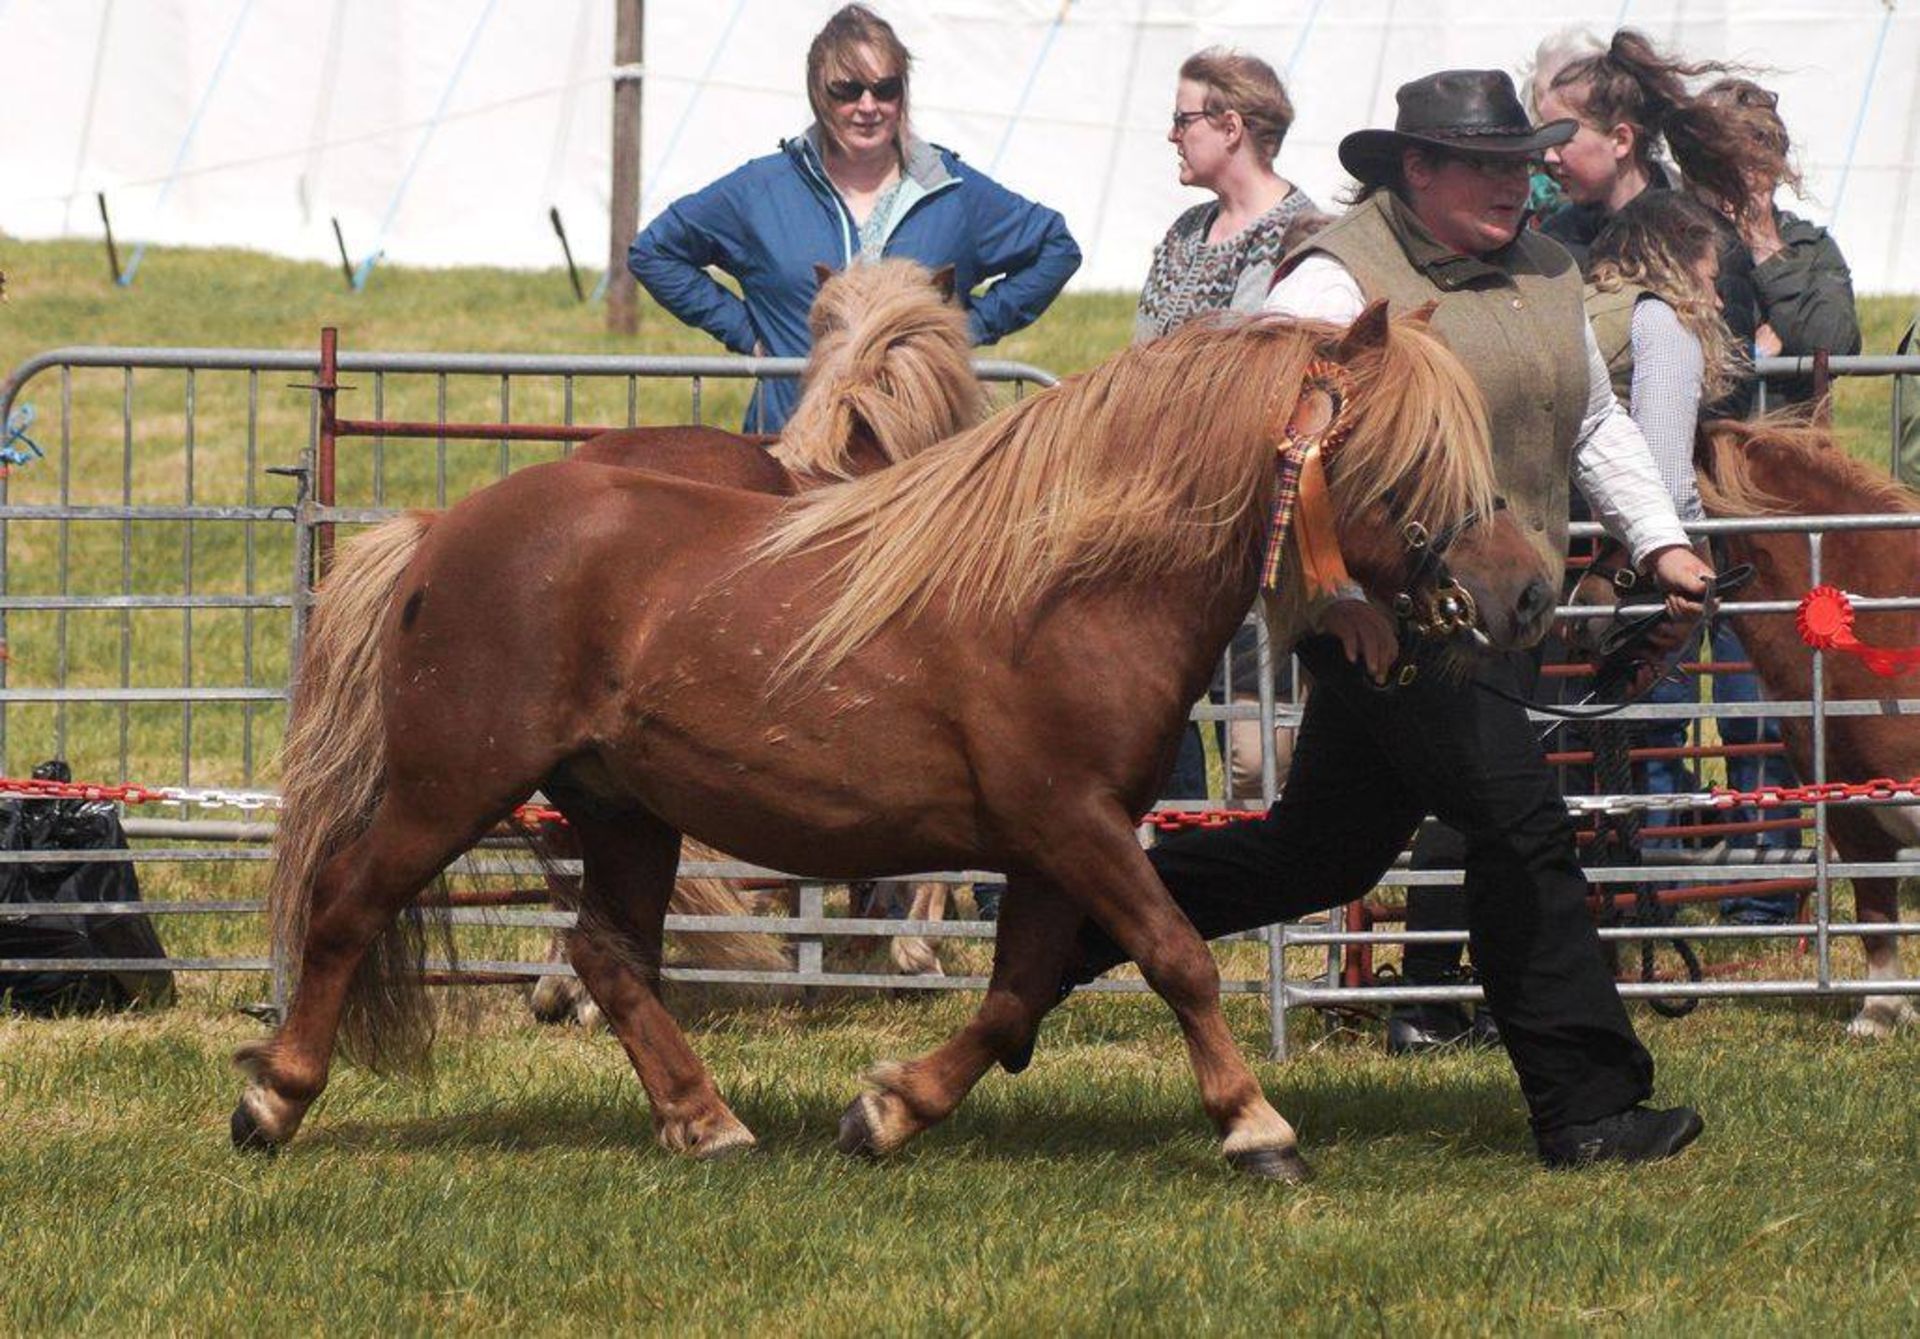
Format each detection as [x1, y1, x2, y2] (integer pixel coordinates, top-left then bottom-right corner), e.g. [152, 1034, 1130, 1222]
[928, 264, 957, 301]
[812, 262, 836, 289]
[1334, 299, 1393, 359]
[1405, 300, 1440, 328]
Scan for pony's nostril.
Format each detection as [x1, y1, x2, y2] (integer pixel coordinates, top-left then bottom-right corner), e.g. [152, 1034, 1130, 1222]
[1518, 578, 1556, 625]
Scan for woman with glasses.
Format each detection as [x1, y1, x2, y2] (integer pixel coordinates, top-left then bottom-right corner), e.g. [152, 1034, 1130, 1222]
[1136, 48, 1326, 802]
[1135, 49, 1324, 342]
[627, 3, 1080, 432]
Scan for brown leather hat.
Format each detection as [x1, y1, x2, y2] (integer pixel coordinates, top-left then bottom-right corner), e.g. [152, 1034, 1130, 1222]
[1339, 69, 1575, 182]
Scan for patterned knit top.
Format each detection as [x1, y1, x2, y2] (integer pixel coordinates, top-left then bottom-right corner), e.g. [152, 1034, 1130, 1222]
[1134, 188, 1319, 342]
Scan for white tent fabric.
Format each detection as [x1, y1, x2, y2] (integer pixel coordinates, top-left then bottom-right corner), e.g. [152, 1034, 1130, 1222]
[5, 0, 1916, 294]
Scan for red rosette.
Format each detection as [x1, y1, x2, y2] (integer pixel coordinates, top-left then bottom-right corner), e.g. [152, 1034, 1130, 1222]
[1796, 584, 1855, 650]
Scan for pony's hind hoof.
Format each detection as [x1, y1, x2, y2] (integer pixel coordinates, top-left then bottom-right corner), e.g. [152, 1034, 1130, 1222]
[1226, 1144, 1312, 1183]
[230, 1100, 279, 1156]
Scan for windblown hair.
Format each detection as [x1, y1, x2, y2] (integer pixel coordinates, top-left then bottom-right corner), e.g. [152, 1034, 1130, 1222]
[1698, 417, 1920, 519]
[1589, 191, 1742, 404]
[1549, 28, 1766, 220]
[1699, 77, 1803, 197]
[1179, 47, 1296, 163]
[758, 311, 1497, 679]
[776, 260, 986, 481]
[806, 4, 912, 155]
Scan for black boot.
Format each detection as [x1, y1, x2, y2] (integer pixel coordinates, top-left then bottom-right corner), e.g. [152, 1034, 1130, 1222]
[1536, 1105, 1704, 1168]
[1385, 1000, 1474, 1054]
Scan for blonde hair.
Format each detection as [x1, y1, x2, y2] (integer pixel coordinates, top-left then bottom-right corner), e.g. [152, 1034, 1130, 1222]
[806, 5, 913, 156]
[755, 311, 1496, 683]
[1179, 47, 1295, 164]
[1588, 191, 1741, 405]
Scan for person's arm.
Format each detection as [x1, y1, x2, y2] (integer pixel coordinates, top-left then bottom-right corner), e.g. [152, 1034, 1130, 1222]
[1624, 299, 1707, 523]
[627, 172, 761, 355]
[959, 172, 1081, 344]
[1261, 253, 1366, 323]
[1754, 227, 1863, 359]
[1572, 320, 1712, 607]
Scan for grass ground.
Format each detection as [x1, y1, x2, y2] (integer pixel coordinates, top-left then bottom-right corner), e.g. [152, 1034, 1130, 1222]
[2, 239, 1919, 1333]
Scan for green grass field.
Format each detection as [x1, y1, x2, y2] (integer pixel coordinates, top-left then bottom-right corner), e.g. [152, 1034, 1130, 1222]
[3, 239, 1919, 1333]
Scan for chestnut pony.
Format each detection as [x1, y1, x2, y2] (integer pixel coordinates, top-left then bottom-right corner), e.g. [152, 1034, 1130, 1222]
[1698, 418, 1920, 1037]
[231, 305, 1555, 1179]
[528, 259, 988, 1014]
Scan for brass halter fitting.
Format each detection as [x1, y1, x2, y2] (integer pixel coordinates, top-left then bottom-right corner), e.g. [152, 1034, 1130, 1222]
[1410, 576, 1481, 639]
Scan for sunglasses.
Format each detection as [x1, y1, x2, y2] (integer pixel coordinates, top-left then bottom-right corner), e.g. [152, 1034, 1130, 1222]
[826, 75, 904, 104]
[1170, 108, 1219, 135]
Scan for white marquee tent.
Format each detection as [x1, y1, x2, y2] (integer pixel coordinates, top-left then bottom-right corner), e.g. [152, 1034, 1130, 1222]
[5, 0, 1916, 298]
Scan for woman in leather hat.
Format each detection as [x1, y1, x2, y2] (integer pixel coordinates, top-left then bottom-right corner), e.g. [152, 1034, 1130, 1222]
[1075, 71, 1719, 1169]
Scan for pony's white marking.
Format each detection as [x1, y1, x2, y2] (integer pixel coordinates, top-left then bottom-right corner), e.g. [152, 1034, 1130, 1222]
[1849, 954, 1919, 1039]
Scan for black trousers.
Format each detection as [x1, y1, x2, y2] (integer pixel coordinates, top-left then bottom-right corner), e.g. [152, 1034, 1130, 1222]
[1081, 636, 1654, 1134]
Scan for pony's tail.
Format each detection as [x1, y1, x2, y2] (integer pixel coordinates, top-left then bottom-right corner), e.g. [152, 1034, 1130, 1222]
[267, 510, 439, 1076]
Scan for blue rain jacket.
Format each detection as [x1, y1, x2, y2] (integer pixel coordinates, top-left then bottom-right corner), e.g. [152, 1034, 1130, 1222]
[628, 128, 1080, 430]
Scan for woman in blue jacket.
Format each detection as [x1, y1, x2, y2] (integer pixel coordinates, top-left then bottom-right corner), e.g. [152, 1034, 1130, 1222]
[628, 4, 1081, 432]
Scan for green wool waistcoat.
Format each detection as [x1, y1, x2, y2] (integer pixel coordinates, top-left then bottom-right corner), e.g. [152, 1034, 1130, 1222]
[1583, 281, 1653, 408]
[1299, 193, 1590, 571]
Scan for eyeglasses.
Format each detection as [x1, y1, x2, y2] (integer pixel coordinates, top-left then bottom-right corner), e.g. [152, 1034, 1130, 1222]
[826, 75, 904, 104]
[1170, 109, 1219, 135]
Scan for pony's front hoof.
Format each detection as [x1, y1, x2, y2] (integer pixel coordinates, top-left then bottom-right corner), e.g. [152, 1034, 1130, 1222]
[835, 1092, 887, 1159]
[1226, 1144, 1313, 1183]
[999, 1035, 1036, 1076]
[230, 1099, 280, 1156]
[692, 1126, 757, 1162]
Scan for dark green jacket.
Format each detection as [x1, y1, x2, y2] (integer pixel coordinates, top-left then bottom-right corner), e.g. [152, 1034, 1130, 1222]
[1755, 209, 1861, 407]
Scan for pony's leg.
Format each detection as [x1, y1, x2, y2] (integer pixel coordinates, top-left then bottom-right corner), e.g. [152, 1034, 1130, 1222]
[1845, 878, 1916, 1039]
[233, 795, 485, 1149]
[837, 877, 1078, 1157]
[528, 933, 577, 1023]
[1827, 809, 1918, 1038]
[1038, 807, 1306, 1181]
[890, 881, 945, 976]
[562, 808, 755, 1159]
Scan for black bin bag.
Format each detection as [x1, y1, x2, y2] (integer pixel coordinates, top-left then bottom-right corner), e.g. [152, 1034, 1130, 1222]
[0, 761, 174, 1015]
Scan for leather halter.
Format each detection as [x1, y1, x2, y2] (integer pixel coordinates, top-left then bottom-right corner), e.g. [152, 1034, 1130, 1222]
[1266, 356, 1500, 687]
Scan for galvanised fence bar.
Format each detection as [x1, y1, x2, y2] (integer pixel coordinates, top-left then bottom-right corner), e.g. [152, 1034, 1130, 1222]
[2, 345, 1917, 1054]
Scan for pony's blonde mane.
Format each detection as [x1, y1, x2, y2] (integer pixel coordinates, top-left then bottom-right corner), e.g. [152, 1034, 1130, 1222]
[1699, 416, 1920, 518]
[775, 259, 987, 480]
[759, 311, 1497, 680]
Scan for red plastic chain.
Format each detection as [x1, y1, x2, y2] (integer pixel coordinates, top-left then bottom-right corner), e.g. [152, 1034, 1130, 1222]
[0, 775, 178, 805]
[0, 773, 569, 827]
[1712, 777, 1920, 808]
[1140, 809, 1266, 832]
[6, 770, 1917, 832]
